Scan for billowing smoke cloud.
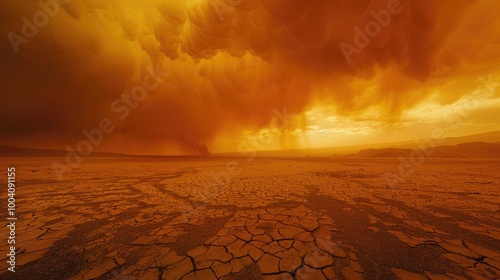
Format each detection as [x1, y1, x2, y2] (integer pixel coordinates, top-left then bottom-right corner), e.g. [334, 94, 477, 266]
[179, 134, 210, 155]
[0, 0, 499, 154]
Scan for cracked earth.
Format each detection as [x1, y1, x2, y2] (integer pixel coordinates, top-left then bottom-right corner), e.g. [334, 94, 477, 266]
[0, 157, 499, 279]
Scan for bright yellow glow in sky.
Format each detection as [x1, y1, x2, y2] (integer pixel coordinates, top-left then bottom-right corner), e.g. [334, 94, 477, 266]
[214, 71, 500, 153]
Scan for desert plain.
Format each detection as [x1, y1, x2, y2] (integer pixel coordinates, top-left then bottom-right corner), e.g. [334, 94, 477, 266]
[0, 157, 499, 280]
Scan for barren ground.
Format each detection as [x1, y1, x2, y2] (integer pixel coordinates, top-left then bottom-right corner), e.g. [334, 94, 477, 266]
[1, 157, 499, 280]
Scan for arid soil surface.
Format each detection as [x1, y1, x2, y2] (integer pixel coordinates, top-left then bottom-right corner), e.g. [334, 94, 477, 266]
[1, 157, 499, 280]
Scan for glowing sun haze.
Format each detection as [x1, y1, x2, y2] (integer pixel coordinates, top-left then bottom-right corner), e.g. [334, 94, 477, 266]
[1, 0, 499, 155]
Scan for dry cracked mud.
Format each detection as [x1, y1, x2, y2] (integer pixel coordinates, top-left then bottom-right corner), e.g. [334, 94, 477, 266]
[0, 157, 499, 280]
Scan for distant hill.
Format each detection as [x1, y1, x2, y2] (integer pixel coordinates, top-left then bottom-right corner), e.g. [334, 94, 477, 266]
[0, 145, 125, 157]
[355, 142, 500, 158]
[357, 148, 413, 158]
[2, 131, 499, 157]
[331, 131, 500, 155]
[440, 131, 500, 146]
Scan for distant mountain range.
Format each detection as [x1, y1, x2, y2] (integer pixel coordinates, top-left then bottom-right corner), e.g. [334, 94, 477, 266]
[1, 131, 499, 158]
[354, 142, 500, 158]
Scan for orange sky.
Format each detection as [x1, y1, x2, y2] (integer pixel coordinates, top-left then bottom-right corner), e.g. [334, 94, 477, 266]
[1, 0, 499, 155]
